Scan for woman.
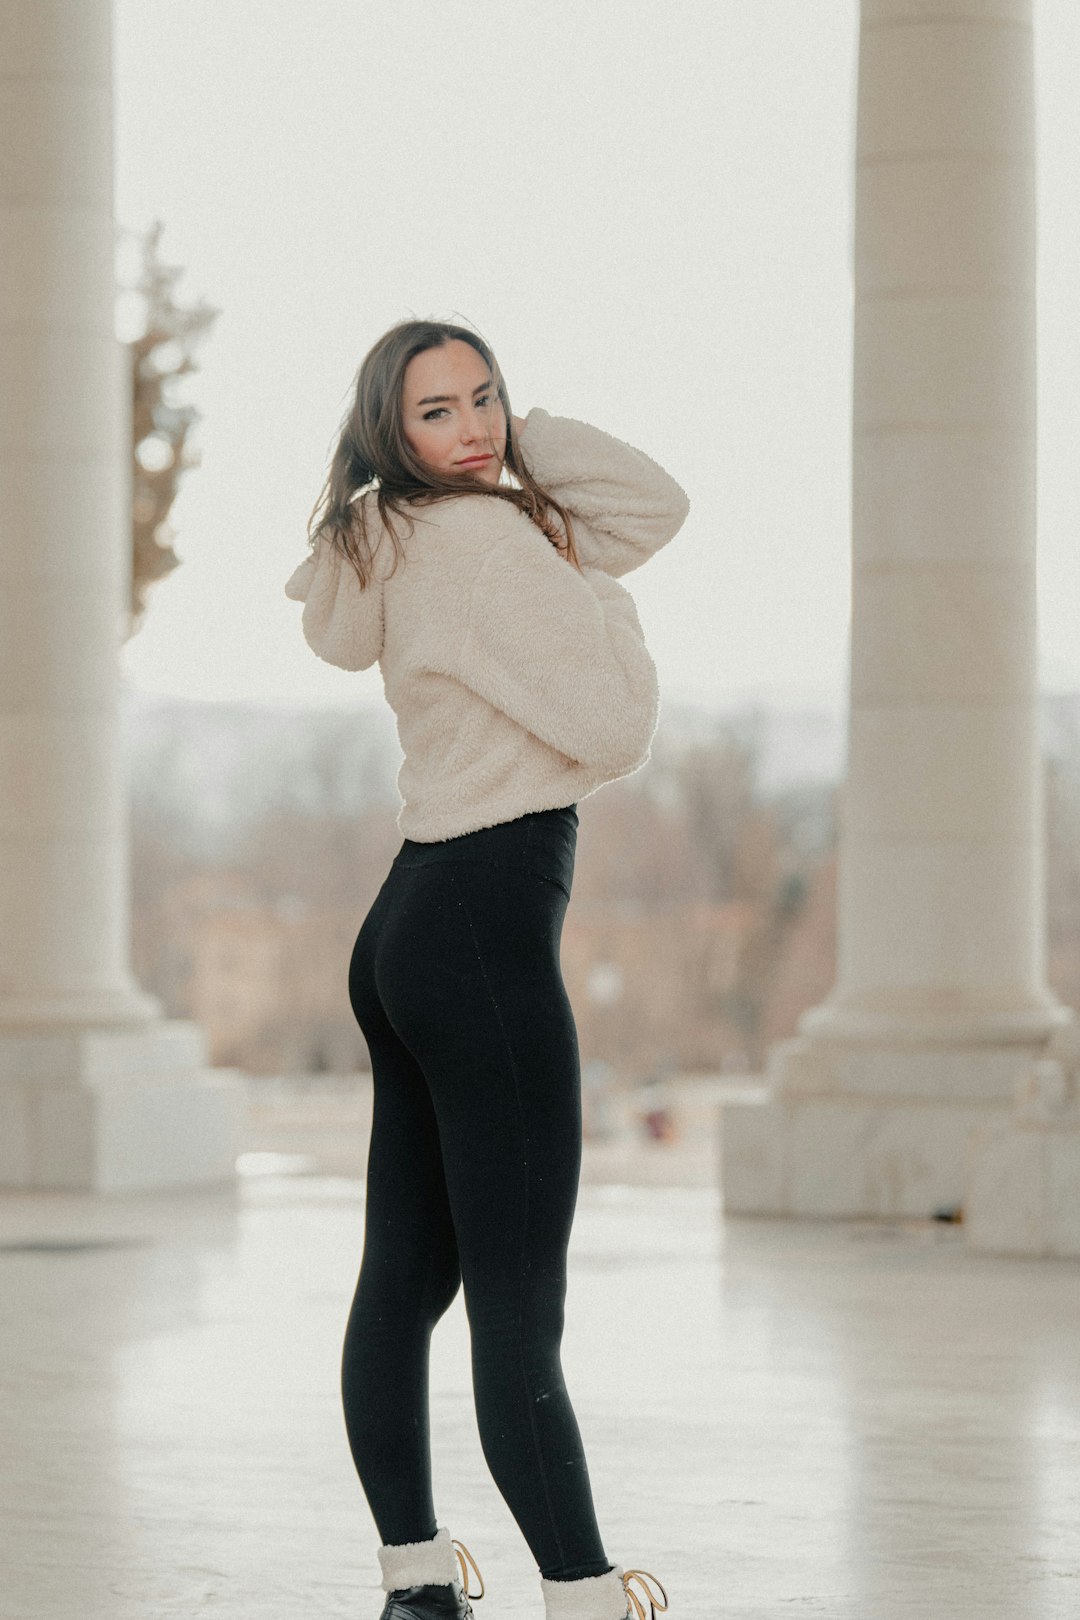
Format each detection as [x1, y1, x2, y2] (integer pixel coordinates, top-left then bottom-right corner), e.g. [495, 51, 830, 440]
[284, 319, 689, 1620]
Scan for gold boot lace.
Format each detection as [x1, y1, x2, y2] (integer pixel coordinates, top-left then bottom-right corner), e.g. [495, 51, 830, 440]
[451, 1539, 485, 1603]
[621, 1568, 669, 1620]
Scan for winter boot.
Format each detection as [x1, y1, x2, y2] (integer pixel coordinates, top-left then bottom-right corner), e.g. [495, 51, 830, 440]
[540, 1563, 669, 1620]
[376, 1526, 485, 1620]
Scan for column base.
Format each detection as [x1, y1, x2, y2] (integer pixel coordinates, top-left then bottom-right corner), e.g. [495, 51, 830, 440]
[964, 1029, 1080, 1256]
[798, 990, 1073, 1047]
[719, 1033, 1046, 1220]
[964, 1116, 1080, 1258]
[0, 1020, 244, 1192]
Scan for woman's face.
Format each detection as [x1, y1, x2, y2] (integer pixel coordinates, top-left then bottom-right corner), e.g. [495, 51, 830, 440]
[401, 339, 507, 487]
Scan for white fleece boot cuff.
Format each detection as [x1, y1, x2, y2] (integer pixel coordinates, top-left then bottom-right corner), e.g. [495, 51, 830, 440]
[541, 1565, 628, 1620]
[377, 1525, 459, 1591]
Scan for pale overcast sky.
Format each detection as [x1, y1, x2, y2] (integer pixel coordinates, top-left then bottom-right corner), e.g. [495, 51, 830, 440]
[114, 1, 1080, 715]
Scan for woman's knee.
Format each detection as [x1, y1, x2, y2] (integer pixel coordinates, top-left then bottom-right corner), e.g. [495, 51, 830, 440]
[421, 1251, 463, 1324]
[345, 1224, 463, 1345]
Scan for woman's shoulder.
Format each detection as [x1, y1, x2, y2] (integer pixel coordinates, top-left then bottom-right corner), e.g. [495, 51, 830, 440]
[385, 487, 539, 559]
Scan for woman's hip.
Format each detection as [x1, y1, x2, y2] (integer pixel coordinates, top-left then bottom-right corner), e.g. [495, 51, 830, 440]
[389, 803, 579, 899]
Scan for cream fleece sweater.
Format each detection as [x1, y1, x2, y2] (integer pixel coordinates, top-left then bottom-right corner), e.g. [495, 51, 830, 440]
[284, 407, 690, 842]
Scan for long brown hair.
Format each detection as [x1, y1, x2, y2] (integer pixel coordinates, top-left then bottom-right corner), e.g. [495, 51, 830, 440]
[305, 318, 582, 589]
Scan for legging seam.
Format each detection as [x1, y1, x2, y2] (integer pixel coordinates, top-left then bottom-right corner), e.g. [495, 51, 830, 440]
[444, 864, 567, 1568]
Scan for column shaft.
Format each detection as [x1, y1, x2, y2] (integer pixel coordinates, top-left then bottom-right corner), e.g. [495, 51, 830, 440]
[0, 0, 157, 1024]
[804, 0, 1066, 1045]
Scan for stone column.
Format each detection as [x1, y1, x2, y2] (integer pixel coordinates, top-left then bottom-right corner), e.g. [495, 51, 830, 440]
[0, 0, 242, 1189]
[721, 0, 1076, 1231]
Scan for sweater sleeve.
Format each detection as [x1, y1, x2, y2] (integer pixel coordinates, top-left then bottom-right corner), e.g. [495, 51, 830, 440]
[515, 407, 690, 578]
[435, 499, 660, 774]
[283, 530, 385, 672]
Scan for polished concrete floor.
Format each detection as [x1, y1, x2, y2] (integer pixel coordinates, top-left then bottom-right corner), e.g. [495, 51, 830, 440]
[1, 1093, 1079, 1619]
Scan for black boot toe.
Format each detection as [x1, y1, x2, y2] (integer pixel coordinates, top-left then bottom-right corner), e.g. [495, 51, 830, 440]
[378, 1580, 476, 1620]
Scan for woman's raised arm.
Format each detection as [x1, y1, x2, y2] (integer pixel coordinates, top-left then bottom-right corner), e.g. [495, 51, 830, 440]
[511, 406, 690, 578]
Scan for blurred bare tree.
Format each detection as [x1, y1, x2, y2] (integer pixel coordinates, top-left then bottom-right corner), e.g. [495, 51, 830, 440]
[117, 218, 219, 638]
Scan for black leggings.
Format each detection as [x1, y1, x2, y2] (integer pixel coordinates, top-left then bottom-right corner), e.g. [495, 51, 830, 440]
[342, 804, 613, 1582]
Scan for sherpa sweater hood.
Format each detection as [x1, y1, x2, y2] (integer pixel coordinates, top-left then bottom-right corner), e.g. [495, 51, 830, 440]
[284, 406, 690, 842]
